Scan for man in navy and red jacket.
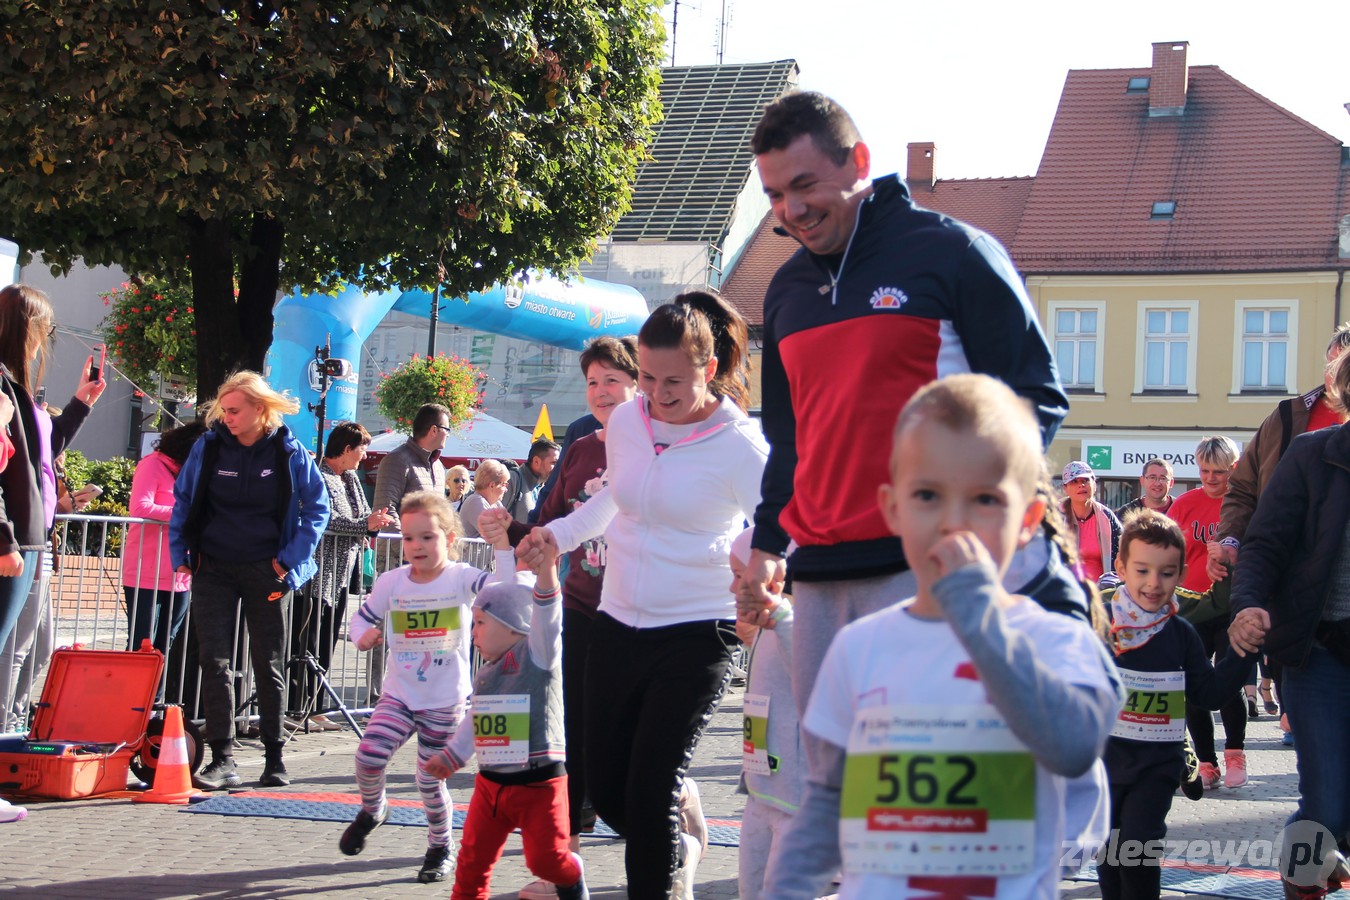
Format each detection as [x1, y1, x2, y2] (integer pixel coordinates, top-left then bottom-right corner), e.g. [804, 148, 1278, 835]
[736, 91, 1070, 717]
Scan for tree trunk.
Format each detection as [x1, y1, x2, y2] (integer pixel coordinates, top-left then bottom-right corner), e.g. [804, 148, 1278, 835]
[236, 212, 284, 377]
[186, 214, 240, 403]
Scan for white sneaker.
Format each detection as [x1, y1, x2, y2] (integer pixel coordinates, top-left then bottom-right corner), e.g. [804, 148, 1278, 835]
[0, 798, 28, 823]
[677, 778, 708, 859]
[518, 881, 558, 899]
[670, 832, 700, 900]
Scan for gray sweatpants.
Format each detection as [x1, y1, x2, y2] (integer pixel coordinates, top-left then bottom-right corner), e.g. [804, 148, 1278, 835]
[739, 796, 796, 900]
[788, 569, 917, 721]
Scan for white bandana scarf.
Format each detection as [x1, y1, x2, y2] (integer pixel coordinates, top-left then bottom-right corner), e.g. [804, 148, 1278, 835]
[1109, 584, 1178, 655]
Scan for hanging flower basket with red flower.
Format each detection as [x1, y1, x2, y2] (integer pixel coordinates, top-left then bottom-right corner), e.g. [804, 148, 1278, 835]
[98, 277, 197, 399]
[374, 353, 485, 435]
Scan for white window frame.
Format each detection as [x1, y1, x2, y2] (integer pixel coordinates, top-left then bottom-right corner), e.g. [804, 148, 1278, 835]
[1231, 300, 1298, 395]
[1134, 301, 1198, 395]
[1047, 301, 1105, 392]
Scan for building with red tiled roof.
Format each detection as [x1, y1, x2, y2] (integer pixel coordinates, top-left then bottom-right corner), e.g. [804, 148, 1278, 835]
[1019, 41, 1350, 497]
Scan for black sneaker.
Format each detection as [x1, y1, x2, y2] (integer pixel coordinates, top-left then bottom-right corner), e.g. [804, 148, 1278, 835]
[193, 757, 243, 791]
[1180, 739, 1204, 802]
[260, 758, 290, 787]
[339, 805, 389, 856]
[579, 801, 598, 834]
[556, 853, 589, 900]
[417, 844, 453, 883]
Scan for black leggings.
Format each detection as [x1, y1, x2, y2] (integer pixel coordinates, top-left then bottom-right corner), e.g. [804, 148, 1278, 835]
[584, 613, 733, 899]
[562, 607, 594, 835]
[1185, 618, 1246, 761]
[1098, 762, 1180, 900]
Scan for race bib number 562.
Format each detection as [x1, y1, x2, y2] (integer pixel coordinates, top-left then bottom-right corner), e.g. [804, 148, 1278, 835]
[840, 704, 1036, 876]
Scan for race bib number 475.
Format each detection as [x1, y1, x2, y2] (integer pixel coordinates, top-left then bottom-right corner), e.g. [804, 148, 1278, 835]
[1111, 668, 1185, 742]
[840, 704, 1036, 876]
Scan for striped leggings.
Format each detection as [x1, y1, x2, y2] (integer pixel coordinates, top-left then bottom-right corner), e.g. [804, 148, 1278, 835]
[354, 695, 464, 848]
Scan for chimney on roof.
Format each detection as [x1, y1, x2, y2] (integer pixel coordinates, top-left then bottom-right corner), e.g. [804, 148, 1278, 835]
[907, 142, 935, 189]
[1149, 41, 1189, 117]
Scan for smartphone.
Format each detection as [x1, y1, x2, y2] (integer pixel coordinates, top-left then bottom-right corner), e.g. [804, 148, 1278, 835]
[81, 483, 103, 498]
[89, 345, 106, 381]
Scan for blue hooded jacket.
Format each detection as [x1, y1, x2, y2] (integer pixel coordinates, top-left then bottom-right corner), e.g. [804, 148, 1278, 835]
[169, 423, 329, 592]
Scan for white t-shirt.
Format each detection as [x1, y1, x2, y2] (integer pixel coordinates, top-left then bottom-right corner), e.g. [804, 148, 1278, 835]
[350, 553, 511, 711]
[804, 597, 1113, 899]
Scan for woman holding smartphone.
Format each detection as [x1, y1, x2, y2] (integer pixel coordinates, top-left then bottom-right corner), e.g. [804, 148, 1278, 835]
[0, 284, 106, 825]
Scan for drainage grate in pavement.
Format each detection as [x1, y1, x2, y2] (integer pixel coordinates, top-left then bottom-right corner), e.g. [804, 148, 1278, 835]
[182, 791, 742, 847]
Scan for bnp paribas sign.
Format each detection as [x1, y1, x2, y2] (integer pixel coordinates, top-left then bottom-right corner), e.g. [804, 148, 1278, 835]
[1080, 439, 1241, 480]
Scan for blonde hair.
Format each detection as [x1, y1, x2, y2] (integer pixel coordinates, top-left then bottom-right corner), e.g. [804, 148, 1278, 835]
[399, 490, 463, 561]
[1327, 350, 1350, 414]
[202, 371, 300, 431]
[893, 374, 1044, 493]
[1194, 435, 1239, 470]
[474, 459, 508, 492]
[446, 464, 472, 498]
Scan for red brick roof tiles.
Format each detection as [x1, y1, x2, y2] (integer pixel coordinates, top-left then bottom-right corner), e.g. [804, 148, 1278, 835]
[1010, 66, 1346, 273]
[909, 176, 1034, 251]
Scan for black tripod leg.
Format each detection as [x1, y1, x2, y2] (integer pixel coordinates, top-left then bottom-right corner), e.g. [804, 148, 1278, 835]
[314, 666, 364, 738]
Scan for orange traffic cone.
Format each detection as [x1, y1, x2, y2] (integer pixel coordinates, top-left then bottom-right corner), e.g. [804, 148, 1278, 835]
[133, 706, 203, 805]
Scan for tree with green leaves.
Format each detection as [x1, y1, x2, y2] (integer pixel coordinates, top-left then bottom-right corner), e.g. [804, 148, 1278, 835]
[0, 0, 664, 399]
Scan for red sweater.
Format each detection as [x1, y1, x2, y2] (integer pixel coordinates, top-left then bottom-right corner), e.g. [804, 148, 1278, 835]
[1167, 488, 1223, 593]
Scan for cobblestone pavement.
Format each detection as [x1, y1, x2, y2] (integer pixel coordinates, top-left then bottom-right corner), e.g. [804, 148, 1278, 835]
[1, 685, 1297, 898]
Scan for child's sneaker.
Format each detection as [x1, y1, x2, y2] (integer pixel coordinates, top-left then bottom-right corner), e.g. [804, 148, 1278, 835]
[1181, 739, 1205, 801]
[677, 778, 708, 859]
[0, 798, 27, 823]
[556, 853, 590, 900]
[339, 804, 389, 855]
[519, 881, 558, 899]
[1197, 762, 1222, 791]
[669, 832, 700, 900]
[1223, 750, 1248, 788]
[417, 844, 453, 883]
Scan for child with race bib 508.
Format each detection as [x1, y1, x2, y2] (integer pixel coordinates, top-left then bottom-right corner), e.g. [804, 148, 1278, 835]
[1098, 509, 1254, 900]
[764, 373, 1121, 899]
[339, 491, 514, 884]
[422, 508, 589, 900]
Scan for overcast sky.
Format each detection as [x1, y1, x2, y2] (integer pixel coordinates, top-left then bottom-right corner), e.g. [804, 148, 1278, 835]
[660, 0, 1350, 181]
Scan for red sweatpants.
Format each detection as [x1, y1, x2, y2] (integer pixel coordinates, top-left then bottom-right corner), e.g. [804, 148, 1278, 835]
[450, 773, 581, 900]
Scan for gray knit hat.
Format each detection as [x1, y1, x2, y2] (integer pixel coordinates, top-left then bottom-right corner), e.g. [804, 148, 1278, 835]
[474, 578, 535, 635]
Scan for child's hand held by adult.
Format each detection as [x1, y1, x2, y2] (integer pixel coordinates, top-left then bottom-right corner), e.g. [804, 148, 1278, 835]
[1228, 607, 1269, 657]
[478, 507, 512, 550]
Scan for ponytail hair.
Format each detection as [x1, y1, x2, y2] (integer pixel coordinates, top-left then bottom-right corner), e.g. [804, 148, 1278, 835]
[1038, 476, 1110, 643]
[639, 290, 751, 412]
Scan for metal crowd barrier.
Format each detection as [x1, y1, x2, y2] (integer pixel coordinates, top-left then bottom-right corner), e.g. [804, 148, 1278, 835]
[0, 513, 498, 736]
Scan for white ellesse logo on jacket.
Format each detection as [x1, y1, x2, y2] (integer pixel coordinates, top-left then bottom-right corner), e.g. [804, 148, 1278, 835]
[869, 286, 909, 309]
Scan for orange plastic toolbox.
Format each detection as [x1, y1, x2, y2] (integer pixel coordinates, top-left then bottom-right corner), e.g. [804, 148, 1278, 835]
[0, 642, 163, 799]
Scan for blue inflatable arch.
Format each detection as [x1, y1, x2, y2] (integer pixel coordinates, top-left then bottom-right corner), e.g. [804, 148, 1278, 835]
[266, 273, 648, 450]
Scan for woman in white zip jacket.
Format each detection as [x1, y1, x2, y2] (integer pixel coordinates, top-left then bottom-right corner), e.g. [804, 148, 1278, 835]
[525, 290, 766, 899]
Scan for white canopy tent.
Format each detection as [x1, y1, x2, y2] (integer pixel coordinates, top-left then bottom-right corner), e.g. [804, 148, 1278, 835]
[366, 410, 533, 464]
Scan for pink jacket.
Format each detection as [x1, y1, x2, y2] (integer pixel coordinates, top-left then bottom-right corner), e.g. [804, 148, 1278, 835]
[121, 451, 190, 592]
